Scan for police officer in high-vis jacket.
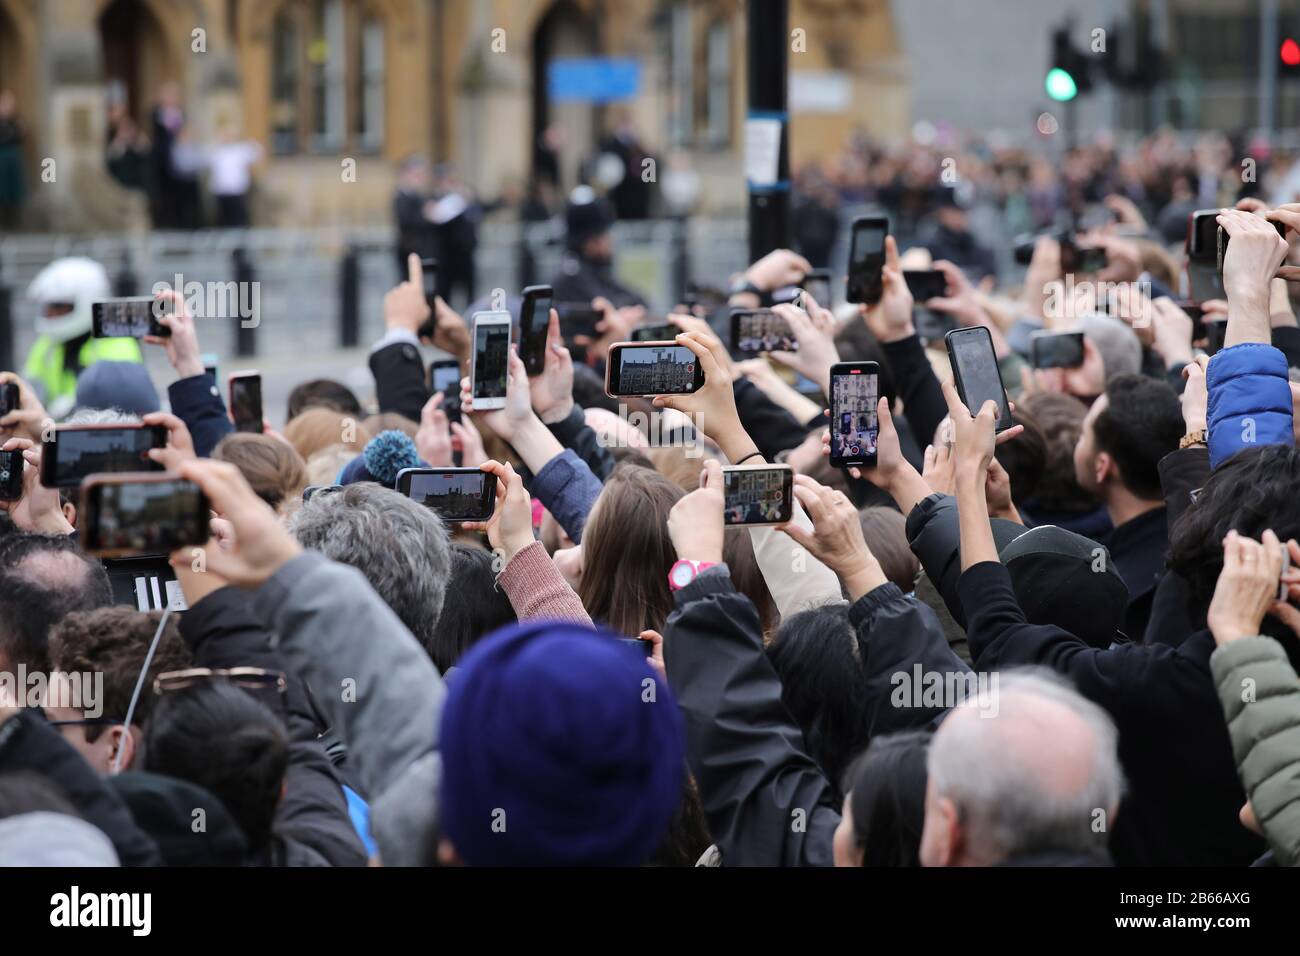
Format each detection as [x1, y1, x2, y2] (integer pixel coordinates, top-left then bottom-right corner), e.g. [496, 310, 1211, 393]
[23, 257, 142, 418]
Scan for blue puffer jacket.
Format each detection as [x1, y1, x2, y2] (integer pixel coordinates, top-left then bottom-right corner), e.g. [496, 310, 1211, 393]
[1206, 343, 1294, 469]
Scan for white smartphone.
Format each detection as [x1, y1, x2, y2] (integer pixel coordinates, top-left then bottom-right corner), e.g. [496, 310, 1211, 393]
[470, 310, 512, 411]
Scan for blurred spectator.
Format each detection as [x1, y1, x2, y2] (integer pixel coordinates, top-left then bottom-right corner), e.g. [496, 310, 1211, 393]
[0, 90, 25, 230]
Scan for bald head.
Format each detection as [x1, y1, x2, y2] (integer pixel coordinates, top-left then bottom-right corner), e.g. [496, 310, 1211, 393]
[0, 534, 112, 673]
[920, 670, 1122, 866]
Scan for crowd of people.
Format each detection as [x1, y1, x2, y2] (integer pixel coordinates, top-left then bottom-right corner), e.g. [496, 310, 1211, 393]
[4, 143, 1300, 871]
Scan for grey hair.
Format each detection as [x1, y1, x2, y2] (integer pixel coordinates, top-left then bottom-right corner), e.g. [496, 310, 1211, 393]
[1074, 314, 1141, 382]
[289, 483, 451, 656]
[64, 408, 140, 425]
[927, 668, 1123, 864]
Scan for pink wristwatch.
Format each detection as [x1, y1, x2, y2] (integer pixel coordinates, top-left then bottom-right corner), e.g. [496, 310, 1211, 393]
[669, 559, 717, 591]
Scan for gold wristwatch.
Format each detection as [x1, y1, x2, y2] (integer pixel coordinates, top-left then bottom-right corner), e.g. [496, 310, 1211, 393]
[1179, 429, 1207, 449]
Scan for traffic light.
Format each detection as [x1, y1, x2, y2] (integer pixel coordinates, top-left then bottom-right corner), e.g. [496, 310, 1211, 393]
[1047, 26, 1092, 102]
[1281, 37, 1300, 78]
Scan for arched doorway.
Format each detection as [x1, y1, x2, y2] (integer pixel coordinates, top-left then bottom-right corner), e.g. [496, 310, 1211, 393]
[531, 0, 598, 191]
[98, 0, 173, 122]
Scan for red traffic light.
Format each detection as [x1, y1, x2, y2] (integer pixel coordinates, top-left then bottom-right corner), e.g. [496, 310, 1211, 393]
[1282, 37, 1300, 66]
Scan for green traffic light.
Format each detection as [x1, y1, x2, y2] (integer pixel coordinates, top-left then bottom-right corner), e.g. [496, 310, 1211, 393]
[1046, 67, 1078, 102]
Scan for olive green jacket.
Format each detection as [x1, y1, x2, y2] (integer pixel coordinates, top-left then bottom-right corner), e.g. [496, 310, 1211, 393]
[1212, 636, 1300, 866]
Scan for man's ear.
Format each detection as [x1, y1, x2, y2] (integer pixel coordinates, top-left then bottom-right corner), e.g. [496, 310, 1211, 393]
[436, 839, 461, 866]
[108, 725, 136, 775]
[1095, 449, 1116, 488]
[935, 796, 962, 867]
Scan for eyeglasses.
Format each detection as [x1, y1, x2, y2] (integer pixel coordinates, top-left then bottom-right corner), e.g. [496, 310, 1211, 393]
[153, 667, 287, 697]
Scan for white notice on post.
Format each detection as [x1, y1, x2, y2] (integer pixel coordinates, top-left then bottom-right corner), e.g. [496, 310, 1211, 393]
[744, 118, 782, 187]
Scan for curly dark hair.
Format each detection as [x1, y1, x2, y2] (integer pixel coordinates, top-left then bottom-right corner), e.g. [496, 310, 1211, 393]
[48, 606, 192, 740]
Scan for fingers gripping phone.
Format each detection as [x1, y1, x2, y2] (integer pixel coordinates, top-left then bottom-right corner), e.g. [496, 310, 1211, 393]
[846, 215, 889, 305]
[471, 311, 512, 410]
[228, 371, 263, 434]
[723, 464, 793, 525]
[91, 297, 172, 339]
[829, 361, 880, 468]
[395, 467, 497, 521]
[518, 285, 554, 376]
[605, 342, 705, 397]
[945, 327, 1014, 432]
[79, 473, 211, 558]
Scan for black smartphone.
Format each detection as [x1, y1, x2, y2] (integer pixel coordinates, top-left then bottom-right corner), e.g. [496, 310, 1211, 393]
[801, 269, 832, 307]
[945, 326, 1014, 432]
[915, 310, 959, 341]
[730, 309, 797, 354]
[429, 358, 463, 425]
[395, 467, 497, 521]
[1030, 331, 1086, 370]
[91, 297, 171, 339]
[79, 473, 210, 558]
[904, 269, 947, 303]
[1187, 209, 1220, 260]
[429, 358, 461, 396]
[555, 302, 604, 340]
[618, 637, 654, 660]
[1169, 299, 1207, 341]
[846, 215, 889, 305]
[302, 484, 342, 503]
[723, 464, 794, 526]
[40, 424, 168, 488]
[1059, 239, 1108, 274]
[518, 284, 553, 376]
[0, 449, 23, 501]
[1204, 318, 1229, 356]
[631, 322, 678, 342]
[1217, 220, 1288, 276]
[228, 371, 263, 434]
[829, 361, 880, 468]
[605, 342, 705, 397]
[0, 382, 19, 416]
[418, 257, 439, 339]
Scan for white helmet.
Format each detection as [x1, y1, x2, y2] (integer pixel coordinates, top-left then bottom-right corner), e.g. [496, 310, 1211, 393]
[27, 256, 112, 343]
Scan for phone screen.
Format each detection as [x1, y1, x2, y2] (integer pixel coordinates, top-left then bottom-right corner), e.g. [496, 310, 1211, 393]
[0, 382, 19, 416]
[847, 217, 888, 304]
[1188, 211, 1219, 259]
[723, 466, 793, 525]
[1030, 332, 1085, 369]
[829, 365, 879, 467]
[430, 360, 461, 395]
[519, 287, 553, 375]
[230, 375, 263, 433]
[631, 323, 677, 342]
[45, 426, 167, 487]
[472, 322, 511, 400]
[92, 298, 171, 339]
[947, 328, 1012, 431]
[82, 477, 209, 557]
[0, 449, 23, 501]
[731, 310, 797, 354]
[399, 469, 496, 521]
[608, 344, 702, 396]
